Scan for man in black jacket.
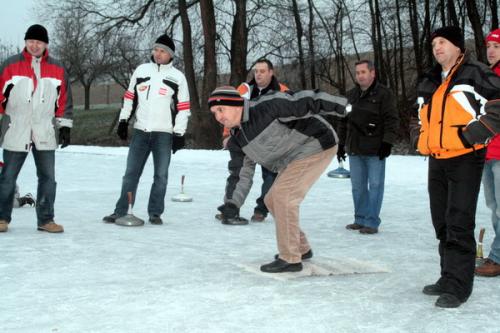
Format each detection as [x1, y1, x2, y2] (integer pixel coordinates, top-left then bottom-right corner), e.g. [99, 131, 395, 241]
[341, 60, 399, 234]
[209, 86, 346, 273]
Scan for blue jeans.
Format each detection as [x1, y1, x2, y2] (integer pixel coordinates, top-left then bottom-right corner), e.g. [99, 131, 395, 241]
[254, 166, 277, 216]
[349, 155, 386, 228]
[0, 147, 56, 226]
[114, 129, 172, 217]
[482, 159, 500, 263]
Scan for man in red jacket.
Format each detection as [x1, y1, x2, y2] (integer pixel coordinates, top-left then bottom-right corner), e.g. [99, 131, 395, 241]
[0, 24, 72, 233]
[476, 28, 500, 277]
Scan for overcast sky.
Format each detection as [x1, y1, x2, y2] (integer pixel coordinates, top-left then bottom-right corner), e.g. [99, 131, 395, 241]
[0, 0, 37, 48]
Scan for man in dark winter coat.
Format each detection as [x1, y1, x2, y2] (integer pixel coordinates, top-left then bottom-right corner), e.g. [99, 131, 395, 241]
[209, 86, 346, 273]
[413, 26, 500, 308]
[340, 60, 399, 234]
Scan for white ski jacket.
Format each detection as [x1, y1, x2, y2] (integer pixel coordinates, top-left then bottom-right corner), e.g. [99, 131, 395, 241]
[119, 61, 190, 135]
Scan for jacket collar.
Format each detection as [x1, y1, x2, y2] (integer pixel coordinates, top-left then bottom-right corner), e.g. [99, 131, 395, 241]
[22, 48, 48, 62]
[425, 52, 467, 84]
[150, 55, 173, 71]
[248, 75, 281, 92]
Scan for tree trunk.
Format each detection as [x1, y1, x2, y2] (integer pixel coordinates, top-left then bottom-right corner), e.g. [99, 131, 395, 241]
[229, 0, 248, 87]
[307, 0, 316, 89]
[196, 0, 220, 149]
[408, 0, 423, 77]
[466, 0, 487, 62]
[179, 0, 200, 113]
[84, 83, 91, 110]
[447, 0, 459, 26]
[491, 0, 499, 30]
[291, 0, 307, 89]
[424, 0, 433, 69]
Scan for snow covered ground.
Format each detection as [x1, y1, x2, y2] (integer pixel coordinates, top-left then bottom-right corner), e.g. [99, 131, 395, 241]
[1, 146, 499, 333]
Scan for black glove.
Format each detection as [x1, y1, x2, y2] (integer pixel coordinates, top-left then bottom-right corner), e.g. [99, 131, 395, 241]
[217, 203, 239, 219]
[18, 194, 35, 207]
[117, 120, 128, 140]
[217, 203, 248, 225]
[172, 134, 185, 154]
[378, 142, 392, 160]
[457, 127, 473, 148]
[337, 144, 346, 162]
[59, 127, 71, 148]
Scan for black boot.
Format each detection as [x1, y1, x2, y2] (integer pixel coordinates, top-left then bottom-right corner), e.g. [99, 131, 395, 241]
[274, 249, 313, 261]
[149, 215, 163, 225]
[260, 259, 302, 273]
[435, 293, 463, 308]
[221, 216, 248, 225]
[422, 283, 444, 296]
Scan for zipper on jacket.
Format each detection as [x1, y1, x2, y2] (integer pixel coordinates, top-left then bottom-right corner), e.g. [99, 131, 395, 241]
[439, 79, 457, 148]
[239, 126, 250, 146]
[146, 85, 151, 100]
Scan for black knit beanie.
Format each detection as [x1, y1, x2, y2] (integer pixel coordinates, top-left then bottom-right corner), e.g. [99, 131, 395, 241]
[24, 24, 49, 44]
[208, 86, 244, 109]
[153, 34, 175, 58]
[431, 26, 464, 52]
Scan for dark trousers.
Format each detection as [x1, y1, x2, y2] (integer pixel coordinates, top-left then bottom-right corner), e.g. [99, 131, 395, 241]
[0, 147, 56, 225]
[254, 166, 277, 216]
[114, 129, 172, 217]
[428, 150, 485, 301]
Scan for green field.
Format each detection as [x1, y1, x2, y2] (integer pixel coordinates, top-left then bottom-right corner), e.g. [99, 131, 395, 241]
[72, 107, 127, 147]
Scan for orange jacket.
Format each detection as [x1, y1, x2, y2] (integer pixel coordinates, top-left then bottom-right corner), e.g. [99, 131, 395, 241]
[417, 54, 500, 159]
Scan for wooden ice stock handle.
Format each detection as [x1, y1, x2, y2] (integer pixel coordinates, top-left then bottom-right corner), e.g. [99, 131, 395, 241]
[127, 192, 133, 205]
[181, 175, 185, 186]
[479, 228, 485, 243]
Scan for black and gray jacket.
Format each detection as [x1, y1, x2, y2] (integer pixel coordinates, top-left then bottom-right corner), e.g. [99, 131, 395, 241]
[339, 81, 399, 155]
[224, 90, 347, 207]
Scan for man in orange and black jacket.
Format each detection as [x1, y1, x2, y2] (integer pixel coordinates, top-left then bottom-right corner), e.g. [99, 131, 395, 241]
[413, 26, 500, 308]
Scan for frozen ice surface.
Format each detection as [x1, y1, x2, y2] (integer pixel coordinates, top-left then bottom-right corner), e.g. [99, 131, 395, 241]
[1, 146, 499, 332]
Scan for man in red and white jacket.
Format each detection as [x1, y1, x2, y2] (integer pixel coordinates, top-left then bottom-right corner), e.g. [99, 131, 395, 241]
[0, 24, 72, 233]
[476, 28, 500, 277]
[103, 33, 190, 226]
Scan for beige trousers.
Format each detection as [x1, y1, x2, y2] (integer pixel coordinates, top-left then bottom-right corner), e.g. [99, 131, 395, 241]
[264, 146, 337, 263]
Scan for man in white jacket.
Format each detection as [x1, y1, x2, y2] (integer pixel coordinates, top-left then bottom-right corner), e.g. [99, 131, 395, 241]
[103, 34, 190, 225]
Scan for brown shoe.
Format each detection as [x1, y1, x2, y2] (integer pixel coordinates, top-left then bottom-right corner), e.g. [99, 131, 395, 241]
[37, 221, 64, 233]
[346, 223, 363, 230]
[0, 220, 8, 232]
[251, 212, 266, 222]
[475, 259, 500, 277]
[359, 227, 378, 234]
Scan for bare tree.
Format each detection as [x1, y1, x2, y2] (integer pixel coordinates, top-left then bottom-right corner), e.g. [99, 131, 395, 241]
[228, 0, 248, 86]
[53, 9, 115, 110]
[466, 0, 487, 63]
[0, 40, 18, 64]
[291, 0, 307, 89]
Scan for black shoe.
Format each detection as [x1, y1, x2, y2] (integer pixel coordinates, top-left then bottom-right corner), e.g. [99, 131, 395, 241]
[103, 213, 118, 223]
[260, 259, 303, 273]
[346, 223, 363, 230]
[359, 227, 378, 234]
[149, 216, 163, 225]
[18, 193, 36, 207]
[435, 293, 463, 308]
[274, 249, 313, 261]
[221, 216, 249, 225]
[251, 211, 266, 222]
[422, 283, 444, 296]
